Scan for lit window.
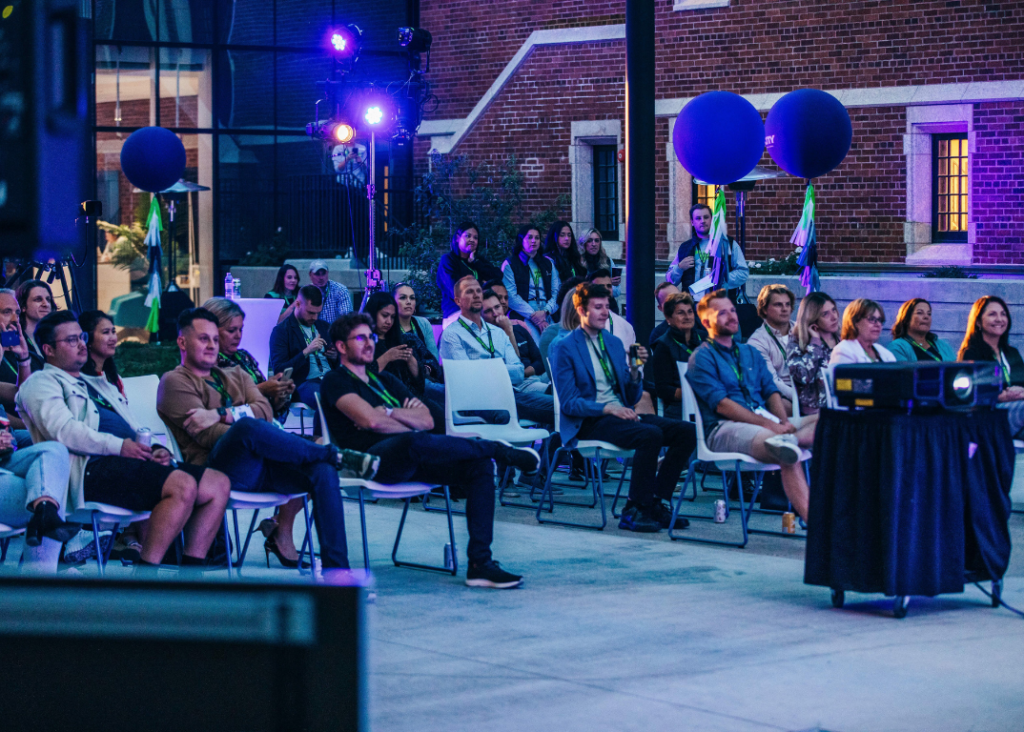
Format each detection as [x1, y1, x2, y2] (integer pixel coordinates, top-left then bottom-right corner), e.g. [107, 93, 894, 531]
[932, 134, 968, 242]
[593, 145, 618, 240]
[692, 182, 717, 211]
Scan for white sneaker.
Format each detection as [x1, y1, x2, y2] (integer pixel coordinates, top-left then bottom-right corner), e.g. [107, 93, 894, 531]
[764, 435, 801, 465]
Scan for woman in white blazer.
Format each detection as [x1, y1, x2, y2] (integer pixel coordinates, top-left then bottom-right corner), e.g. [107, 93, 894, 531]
[829, 298, 897, 366]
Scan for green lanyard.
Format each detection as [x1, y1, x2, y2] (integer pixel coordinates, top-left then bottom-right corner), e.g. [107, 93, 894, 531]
[712, 341, 753, 404]
[1, 356, 17, 380]
[766, 328, 788, 357]
[529, 262, 546, 301]
[204, 370, 234, 409]
[81, 380, 116, 412]
[300, 324, 326, 370]
[999, 351, 1012, 387]
[672, 332, 702, 358]
[905, 337, 940, 362]
[343, 367, 401, 408]
[222, 351, 262, 384]
[695, 247, 710, 265]
[458, 318, 496, 358]
[588, 333, 620, 389]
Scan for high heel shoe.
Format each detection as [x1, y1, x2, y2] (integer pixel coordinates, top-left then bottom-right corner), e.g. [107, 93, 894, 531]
[264, 530, 311, 569]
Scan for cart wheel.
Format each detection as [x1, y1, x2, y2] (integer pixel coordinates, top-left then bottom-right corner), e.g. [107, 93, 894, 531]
[830, 589, 845, 608]
[893, 595, 910, 619]
[992, 579, 1003, 608]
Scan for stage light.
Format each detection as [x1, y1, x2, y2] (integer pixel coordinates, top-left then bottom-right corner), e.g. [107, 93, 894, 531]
[364, 106, 384, 125]
[397, 27, 433, 54]
[332, 123, 356, 143]
[326, 24, 362, 62]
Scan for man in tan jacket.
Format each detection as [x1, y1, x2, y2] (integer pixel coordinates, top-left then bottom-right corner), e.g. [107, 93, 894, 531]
[157, 308, 378, 574]
[17, 311, 230, 572]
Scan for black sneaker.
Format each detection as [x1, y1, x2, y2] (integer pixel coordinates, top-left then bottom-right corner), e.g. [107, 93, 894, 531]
[25, 501, 81, 547]
[493, 441, 541, 476]
[617, 503, 662, 533]
[334, 447, 380, 480]
[465, 560, 523, 589]
[650, 500, 690, 530]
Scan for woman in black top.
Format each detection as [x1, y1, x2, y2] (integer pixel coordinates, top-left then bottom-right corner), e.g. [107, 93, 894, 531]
[264, 264, 300, 324]
[652, 292, 703, 420]
[363, 291, 425, 395]
[544, 220, 586, 283]
[435, 221, 502, 328]
[79, 310, 125, 397]
[958, 295, 1024, 436]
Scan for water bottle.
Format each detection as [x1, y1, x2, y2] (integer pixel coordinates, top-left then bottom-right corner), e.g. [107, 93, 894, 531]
[224, 272, 234, 300]
[233, 278, 242, 300]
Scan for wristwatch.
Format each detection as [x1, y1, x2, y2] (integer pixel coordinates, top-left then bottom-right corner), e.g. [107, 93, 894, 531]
[217, 407, 228, 421]
[385, 407, 394, 417]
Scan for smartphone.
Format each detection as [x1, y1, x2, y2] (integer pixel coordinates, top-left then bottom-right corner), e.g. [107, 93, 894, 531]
[611, 267, 623, 279]
[281, 367, 294, 380]
[0, 330, 20, 348]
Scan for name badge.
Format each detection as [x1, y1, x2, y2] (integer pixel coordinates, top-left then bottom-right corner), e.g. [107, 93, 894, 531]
[689, 275, 714, 298]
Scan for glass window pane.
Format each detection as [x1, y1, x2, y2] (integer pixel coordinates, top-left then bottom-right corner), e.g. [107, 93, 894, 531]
[95, 46, 155, 128]
[950, 157, 959, 176]
[94, 0, 156, 42]
[218, 134, 276, 261]
[159, 48, 213, 129]
[277, 0, 335, 48]
[158, 0, 214, 43]
[217, 51, 275, 129]
[217, 0, 274, 46]
[276, 52, 334, 132]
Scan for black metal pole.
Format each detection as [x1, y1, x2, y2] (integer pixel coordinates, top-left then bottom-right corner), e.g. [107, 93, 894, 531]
[624, 0, 655, 346]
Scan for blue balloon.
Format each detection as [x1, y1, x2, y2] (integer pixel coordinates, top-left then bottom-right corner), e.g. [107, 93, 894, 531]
[765, 89, 852, 180]
[119, 127, 187, 193]
[673, 91, 764, 186]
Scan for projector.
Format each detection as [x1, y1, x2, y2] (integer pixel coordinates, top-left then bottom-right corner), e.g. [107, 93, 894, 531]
[832, 361, 1001, 410]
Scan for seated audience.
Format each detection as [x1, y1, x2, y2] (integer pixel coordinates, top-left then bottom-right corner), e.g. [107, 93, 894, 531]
[364, 291, 430, 397]
[322, 312, 538, 588]
[829, 299, 896, 365]
[437, 221, 502, 329]
[545, 220, 587, 284]
[649, 282, 681, 347]
[79, 310, 124, 396]
[158, 308, 378, 573]
[686, 290, 814, 519]
[747, 284, 797, 411]
[393, 283, 444, 404]
[958, 295, 1024, 437]
[888, 298, 957, 362]
[578, 228, 621, 298]
[307, 260, 353, 325]
[539, 289, 579, 366]
[785, 292, 840, 416]
[264, 264, 300, 324]
[502, 224, 562, 341]
[652, 293, 703, 419]
[440, 276, 555, 426]
[587, 270, 633, 341]
[203, 297, 295, 420]
[270, 285, 337, 412]
[17, 279, 56, 373]
[18, 311, 231, 573]
[482, 289, 547, 392]
[482, 279, 524, 322]
[550, 283, 696, 532]
[0, 288, 32, 429]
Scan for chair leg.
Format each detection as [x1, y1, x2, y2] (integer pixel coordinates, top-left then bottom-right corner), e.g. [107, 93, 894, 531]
[358, 490, 371, 572]
[0, 536, 9, 564]
[300, 496, 316, 581]
[232, 511, 242, 564]
[669, 460, 751, 548]
[610, 459, 630, 519]
[236, 510, 262, 569]
[393, 486, 460, 574]
[536, 448, 607, 530]
[423, 485, 466, 516]
[221, 514, 235, 576]
[91, 513, 105, 576]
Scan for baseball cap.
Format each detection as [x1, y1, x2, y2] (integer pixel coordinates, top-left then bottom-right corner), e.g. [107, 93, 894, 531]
[308, 259, 329, 274]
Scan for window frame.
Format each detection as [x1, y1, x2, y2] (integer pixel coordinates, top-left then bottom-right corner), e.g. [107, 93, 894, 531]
[592, 144, 619, 241]
[931, 132, 969, 244]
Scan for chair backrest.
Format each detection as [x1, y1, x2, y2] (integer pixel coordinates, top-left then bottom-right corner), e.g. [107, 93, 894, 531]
[679, 376, 709, 452]
[821, 366, 837, 409]
[121, 374, 184, 459]
[548, 368, 562, 434]
[791, 383, 802, 419]
[675, 361, 698, 424]
[236, 298, 285, 377]
[442, 359, 522, 435]
[314, 391, 332, 446]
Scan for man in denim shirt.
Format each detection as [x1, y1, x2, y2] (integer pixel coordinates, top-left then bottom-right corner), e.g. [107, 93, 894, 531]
[686, 290, 814, 519]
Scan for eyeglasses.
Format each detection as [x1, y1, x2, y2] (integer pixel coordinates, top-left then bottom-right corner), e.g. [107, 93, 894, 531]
[864, 316, 885, 325]
[55, 333, 88, 346]
[348, 333, 378, 345]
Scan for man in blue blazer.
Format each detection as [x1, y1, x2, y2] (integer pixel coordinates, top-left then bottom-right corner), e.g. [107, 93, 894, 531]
[550, 283, 696, 532]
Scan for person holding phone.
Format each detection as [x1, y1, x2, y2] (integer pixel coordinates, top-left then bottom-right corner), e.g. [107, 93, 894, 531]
[269, 285, 337, 422]
[0, 288, 32, 430]
[202, 298, 295, 420]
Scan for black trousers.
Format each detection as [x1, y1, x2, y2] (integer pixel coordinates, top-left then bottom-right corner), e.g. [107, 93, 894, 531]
[576, 414, 696, 506]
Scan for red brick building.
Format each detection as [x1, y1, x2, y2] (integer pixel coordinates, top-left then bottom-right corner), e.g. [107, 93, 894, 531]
[415, 0, 1024, 266]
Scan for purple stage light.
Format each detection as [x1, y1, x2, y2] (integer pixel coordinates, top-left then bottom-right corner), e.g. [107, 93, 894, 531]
[364, 106, 384, 125]
[326, 24, 362, 62]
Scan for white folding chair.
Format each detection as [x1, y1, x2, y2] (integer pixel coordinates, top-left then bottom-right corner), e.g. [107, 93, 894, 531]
[670, 371, 808, 548]
[64, 503, 151, 576]
[315, 393, 458, 575]
[443, 360, 551, 508]
[121, 375, 314, 576]
[0, 523, 25, 564]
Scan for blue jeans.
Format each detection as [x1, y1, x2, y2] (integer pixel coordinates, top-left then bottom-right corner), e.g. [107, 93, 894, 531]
[295, 379, 323, 436]
[367, 432, 499, 565]
[207, 419, 349, 569]
[0, 442, 71, 572]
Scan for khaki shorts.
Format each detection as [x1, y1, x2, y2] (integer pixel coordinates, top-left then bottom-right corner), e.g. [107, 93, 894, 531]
[706, 416, 807, 457]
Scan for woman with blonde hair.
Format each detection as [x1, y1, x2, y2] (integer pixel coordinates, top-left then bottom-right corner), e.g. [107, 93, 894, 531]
[829, 298, 896, 365]
[577, 228, 621, 297]
[958, 295, 1024, 436]
[785, 292, 840, 415]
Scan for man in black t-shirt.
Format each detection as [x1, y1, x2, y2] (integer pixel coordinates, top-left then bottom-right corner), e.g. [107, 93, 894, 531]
[322, 313, 540, 589]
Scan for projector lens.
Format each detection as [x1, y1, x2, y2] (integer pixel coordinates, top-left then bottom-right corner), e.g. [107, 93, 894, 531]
[952, 371, 973, 401]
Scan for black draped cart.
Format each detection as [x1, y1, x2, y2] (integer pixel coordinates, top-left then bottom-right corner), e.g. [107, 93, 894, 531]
[805, 407, 1014, 618]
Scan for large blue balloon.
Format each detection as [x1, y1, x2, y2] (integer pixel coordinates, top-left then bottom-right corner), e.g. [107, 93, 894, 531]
[120, 127, 187, 193]
[766, 89, 852, 180]
[673, 91, 764, 185]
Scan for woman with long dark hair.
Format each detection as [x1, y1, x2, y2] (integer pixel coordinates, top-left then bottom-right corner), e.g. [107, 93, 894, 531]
[78, 310, 124, 396]
[265, 264, 300, 323]
[544, 220, 586, 283]
[363, 291, 424, 394]
[436, 221, 502, 329]
[16, 279, 55, 372]
[501, 224, 561, 341]
[888, 298, 957, 362]
[958, 295, 1024, 436]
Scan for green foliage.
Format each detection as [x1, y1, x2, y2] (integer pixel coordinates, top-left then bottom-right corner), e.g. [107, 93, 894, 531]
[97, 220, 149, 270]
[240, 228, 292, 266]
[749, 250, 801, 275]
[921, 265, 978, 279]
[115, 342, 181, 378]
[398, 153, 569, 312]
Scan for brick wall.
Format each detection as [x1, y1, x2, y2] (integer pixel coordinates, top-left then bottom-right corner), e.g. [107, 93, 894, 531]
[419, 0, 1024, 264]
